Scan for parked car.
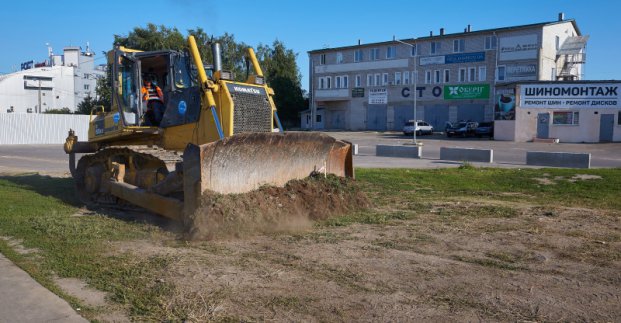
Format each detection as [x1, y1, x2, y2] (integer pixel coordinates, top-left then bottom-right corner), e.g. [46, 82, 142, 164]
[446, 121, 478, 137]
[475, 121, 494, 138]
[403, 120, 434, 136]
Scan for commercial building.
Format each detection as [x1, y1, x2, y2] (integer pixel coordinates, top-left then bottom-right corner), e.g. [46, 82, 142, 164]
[0, 44, 106, 114]
[305, 13, 587, 133]
[496, 81, 621, 142]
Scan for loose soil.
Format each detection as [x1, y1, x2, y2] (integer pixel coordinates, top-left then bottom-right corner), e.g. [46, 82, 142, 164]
[109, 200, 620, 322]
[186, 175, 370, 240]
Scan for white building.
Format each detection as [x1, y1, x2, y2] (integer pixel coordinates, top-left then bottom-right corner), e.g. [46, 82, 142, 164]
[0, 45, 106, 114]
[497, 81, 621, 143]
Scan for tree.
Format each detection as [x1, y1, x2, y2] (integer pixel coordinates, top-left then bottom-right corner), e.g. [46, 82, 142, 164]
[75, 95, 97, 115]
[114, 23, 186, 51]
[43, 107, 72, 114]
[257, 40, 305, 128]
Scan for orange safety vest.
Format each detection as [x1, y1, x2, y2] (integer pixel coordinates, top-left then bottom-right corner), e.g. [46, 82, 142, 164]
[141, 83, 163, 102]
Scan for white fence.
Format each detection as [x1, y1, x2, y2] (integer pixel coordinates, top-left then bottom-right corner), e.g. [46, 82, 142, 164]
[0, 114, 90, 145]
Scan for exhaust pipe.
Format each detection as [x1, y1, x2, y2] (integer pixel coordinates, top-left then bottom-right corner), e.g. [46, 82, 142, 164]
[212, 43, 222, 72]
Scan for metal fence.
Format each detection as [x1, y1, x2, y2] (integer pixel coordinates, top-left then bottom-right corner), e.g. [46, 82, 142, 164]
[0, 114, 90, 145]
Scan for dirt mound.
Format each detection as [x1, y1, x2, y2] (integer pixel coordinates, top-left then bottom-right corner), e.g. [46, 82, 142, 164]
[185, 175, 369, 240]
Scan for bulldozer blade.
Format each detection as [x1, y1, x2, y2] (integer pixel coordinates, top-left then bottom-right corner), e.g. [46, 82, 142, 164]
[183, 132, 353, 216]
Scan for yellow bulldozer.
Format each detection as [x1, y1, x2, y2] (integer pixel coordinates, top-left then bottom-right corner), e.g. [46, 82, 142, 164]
[64, 36, 353, 220]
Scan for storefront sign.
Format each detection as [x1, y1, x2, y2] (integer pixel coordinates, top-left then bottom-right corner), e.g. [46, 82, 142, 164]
[352, 87, 365, 98]
[445, 52, 485, 64]
[419, 55, 445, 66]
[368, 88, 387, 104]
[499, 35, 538, 61]
[520, 83, 621, 108]
[444, 84, 490, 100]
[506, 64, 537, 81]
[420, 52, 485, 66]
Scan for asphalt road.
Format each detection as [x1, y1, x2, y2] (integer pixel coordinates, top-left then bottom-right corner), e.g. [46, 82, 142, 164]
[328, 131, 621, 169]
[0, 132, 620, 175]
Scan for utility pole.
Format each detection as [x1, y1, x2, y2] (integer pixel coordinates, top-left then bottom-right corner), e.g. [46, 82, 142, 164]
[394, 38, 419, 145]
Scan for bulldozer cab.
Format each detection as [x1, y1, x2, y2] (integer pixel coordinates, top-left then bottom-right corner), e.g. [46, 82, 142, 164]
[91, 48, 203, 140]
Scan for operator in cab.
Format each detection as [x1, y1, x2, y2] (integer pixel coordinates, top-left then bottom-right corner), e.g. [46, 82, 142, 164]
[141, 75, 165, 126]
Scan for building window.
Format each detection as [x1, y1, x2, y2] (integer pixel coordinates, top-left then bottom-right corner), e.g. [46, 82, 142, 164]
[326, 77, 331, 89]
[444, 69, 450, 83]
[425, 70, 432, 84]
[618, 111, 621, 125]
[478, 66, 486, 81]
[410, 44, 417, 56]
[435, 70, 441, 83]
[403, 71, 410, 85]
[497, 66, 506, 81]
[334, 75, 348, 88]
[394, 72, 402, 85]
[319, 54, 326, 65]
[468, 67, 476, 82]
[551, 67, 557, 80]
[431, 41, 441, 54]
[84, 84, 90, 90]
[316, 115, 322, 123]
[355, 75, 361, 87]
[453, 39, 465, 53]
[367, 74, 373, 86]
[375, 73, 381, 86]
[553, 111, 579, 125]
[386, 46, 396, 59]
[319, 78, 324, 89]
[336, 52, 343, 64]
[370, 48, 380, 60]
[382, 73, 389, 85]
[485, 35, 497, 50]
[459, 68, 467, 82]
[354, 49, 364, 62]
[555, 36, 560, 50]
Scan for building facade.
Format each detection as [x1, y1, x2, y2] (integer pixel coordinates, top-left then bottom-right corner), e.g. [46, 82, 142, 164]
[305, 14, 586, 132]
[0, 45, 105, 114]
[495, 81, 621, 143]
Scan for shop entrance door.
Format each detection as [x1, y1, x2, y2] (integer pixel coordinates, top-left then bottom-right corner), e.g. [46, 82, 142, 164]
[599, 114, 614, 142]
[537, 113, 550, 138]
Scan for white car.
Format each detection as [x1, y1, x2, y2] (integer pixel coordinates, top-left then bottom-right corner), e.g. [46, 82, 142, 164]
[403, 120, 434, 136]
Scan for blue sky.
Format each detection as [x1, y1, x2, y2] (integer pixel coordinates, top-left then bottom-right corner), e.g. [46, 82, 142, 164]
[1, 0, 619, 91]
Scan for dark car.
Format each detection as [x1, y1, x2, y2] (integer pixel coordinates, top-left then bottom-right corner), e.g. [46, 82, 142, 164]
[475, 122, 494, 138]
[446, 121, 478, 137]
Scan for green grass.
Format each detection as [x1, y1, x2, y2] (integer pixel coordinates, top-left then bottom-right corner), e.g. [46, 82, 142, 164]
[0, 174, 176, 320]
[356, 167, 621, 210]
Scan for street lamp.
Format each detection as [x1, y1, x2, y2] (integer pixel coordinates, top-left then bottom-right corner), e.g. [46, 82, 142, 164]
[394, 38, 419, 145]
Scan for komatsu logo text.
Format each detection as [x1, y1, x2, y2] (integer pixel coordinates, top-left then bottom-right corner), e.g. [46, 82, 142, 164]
[233, 86, 261, 95]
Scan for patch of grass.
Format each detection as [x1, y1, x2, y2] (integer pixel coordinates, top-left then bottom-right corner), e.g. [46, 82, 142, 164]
[356, 168, 621, 210]
[321, 210, 418, 227]
[435, 204, 518, 219]
[374, 234, 435, 251]
[452, 255, 524, 271]
[0, 174, 174, 320]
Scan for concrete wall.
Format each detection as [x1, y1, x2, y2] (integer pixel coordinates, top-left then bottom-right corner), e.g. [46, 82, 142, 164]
[541, 21, 581, 80]
[0, 114, 90, 144]
[494, 120, 516, 141]
[515, 108, 539, 142]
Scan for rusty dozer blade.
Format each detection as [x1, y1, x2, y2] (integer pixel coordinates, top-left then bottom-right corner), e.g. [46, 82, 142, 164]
[183, 132, 354, 215]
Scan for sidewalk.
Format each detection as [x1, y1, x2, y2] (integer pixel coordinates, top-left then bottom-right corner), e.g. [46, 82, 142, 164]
[0, 254, 87, 323]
